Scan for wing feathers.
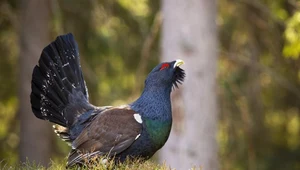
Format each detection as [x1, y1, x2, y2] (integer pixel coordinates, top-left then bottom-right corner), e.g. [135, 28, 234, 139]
[67, 107, 142, 167]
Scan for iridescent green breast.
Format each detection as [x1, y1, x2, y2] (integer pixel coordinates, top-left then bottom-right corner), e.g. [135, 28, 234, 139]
[144, 118, 172, 148]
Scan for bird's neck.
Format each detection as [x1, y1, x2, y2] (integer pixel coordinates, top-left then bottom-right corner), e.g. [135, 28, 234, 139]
[131, 86, 172, 121]
[131, 86, 173, 147]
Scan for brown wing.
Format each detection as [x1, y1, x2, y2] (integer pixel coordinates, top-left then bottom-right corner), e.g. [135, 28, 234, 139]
[67, 106, 142, 166]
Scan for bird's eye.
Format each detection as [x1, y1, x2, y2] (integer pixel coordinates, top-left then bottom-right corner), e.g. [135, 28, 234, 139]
[160, 63, 169, 71]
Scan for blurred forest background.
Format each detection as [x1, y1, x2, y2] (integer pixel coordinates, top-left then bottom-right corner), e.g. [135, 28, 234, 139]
[0, 0, 300, 170]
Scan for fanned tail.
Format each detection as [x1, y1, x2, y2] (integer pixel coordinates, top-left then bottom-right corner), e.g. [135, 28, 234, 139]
[30, 33, 93, 129]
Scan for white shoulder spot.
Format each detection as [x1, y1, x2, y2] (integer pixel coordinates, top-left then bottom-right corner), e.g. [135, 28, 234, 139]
[133, 113, 143, 124]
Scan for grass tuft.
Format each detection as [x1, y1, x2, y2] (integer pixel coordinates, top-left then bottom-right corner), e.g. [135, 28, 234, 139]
[1, 157, 172, 170]
[68, 156, 173, 170]
[0, 157, 203, 170]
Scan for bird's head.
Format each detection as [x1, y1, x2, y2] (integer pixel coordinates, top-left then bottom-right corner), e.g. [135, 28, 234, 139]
[144, 59, 185, 91]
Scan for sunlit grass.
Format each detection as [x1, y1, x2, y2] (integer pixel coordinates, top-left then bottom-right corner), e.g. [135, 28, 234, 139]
[0, 157, 204, 170]
[0, 157, 201, 170]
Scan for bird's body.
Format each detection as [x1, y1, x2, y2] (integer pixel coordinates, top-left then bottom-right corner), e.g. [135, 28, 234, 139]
[30, 33, 185, 167]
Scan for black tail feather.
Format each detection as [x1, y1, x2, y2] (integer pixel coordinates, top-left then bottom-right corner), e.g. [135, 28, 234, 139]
[30, 33, 92, 128]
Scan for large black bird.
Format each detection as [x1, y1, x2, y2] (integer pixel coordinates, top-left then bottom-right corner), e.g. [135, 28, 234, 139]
[30, 33, 185, 167]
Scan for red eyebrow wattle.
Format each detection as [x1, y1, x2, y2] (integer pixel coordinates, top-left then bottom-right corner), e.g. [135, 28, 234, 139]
[160, 63, 169, 70]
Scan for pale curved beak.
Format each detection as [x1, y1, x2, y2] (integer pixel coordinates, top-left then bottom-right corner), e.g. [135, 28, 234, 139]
[174, 59, 184, 68]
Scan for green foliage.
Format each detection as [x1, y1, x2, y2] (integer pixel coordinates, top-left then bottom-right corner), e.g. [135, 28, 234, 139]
[55, 0, 160, 105]
[218, 0, 300, 169]
[283, 12, 300, 59]
[0, 0, 19, 165]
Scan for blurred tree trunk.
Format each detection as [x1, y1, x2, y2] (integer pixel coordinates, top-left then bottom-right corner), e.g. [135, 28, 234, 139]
[19, 0, 52, 166]
[160, 0, 218, 169]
